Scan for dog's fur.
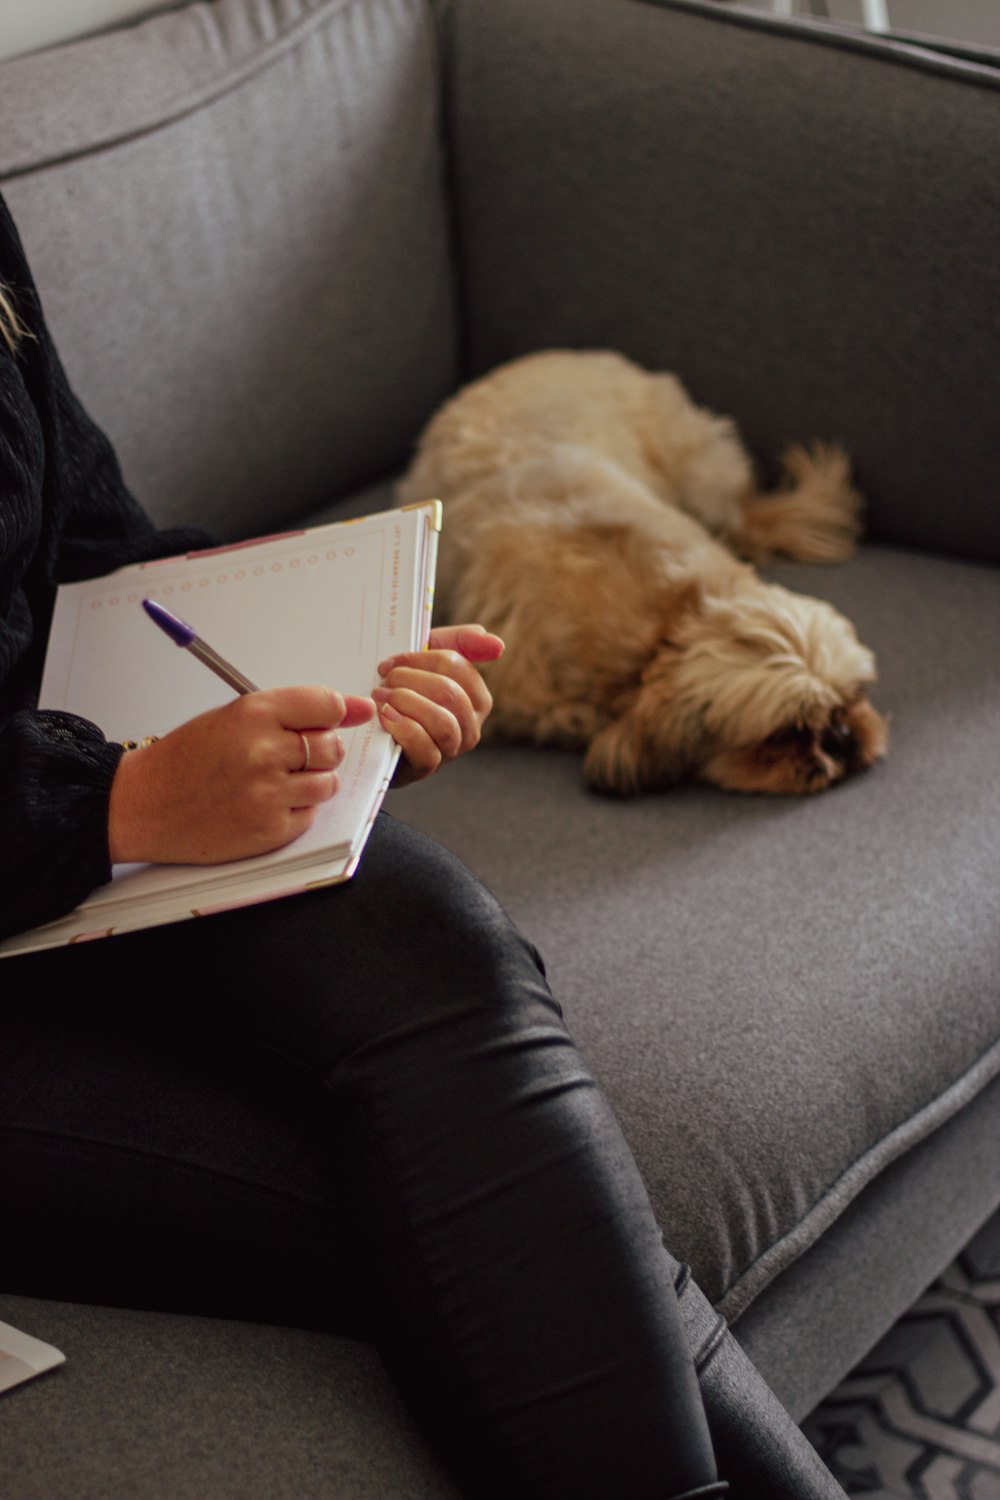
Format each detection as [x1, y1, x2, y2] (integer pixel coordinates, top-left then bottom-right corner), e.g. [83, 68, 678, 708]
[398, 350, 888, 795]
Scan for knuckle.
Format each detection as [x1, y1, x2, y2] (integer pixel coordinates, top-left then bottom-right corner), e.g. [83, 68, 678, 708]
[437, 676, 466, 714]
[444, 719, 464, 757]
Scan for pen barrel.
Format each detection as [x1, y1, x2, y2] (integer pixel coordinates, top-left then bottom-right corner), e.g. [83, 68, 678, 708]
[188, 638, 260, 695]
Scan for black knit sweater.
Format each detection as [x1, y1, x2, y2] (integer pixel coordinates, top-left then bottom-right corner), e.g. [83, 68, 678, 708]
[0, 194, 212, 940]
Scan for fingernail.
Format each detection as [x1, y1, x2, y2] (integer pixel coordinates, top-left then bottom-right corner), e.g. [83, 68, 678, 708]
[377, 656, 398, 676]
[371, 686, 391, 704]
[379, 702, 402, 723]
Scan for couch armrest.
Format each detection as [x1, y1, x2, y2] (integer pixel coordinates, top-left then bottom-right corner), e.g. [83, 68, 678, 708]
[445, 0, 1000, 563]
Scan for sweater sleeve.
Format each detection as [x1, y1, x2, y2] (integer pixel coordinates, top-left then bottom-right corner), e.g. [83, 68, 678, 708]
[0, 193, 215, 941]
[0, 711, 125, 941]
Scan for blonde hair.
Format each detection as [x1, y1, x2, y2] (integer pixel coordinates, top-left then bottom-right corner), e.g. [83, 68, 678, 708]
[0, 283, 31, 354]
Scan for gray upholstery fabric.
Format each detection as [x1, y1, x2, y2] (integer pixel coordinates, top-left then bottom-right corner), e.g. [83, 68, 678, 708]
[0, 1295, 461, 1500]
[445, 0, 1000, 563]
[738, 1072, 1000, 1417]
[389, 544, 1000, 1317]
[0, 0, 459, 536]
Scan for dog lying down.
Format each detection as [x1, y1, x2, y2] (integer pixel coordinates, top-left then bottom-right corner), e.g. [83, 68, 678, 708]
[398, 350, 888, 796]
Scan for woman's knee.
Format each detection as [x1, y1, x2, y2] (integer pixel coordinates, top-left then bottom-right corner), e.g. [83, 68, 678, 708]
[212, 813, 560, 1072]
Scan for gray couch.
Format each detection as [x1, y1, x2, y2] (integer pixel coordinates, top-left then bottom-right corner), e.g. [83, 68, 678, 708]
[2, 1, 998, 1494]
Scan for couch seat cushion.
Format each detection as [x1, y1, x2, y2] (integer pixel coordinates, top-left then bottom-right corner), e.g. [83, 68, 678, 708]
[388, 543, 1000, 1318]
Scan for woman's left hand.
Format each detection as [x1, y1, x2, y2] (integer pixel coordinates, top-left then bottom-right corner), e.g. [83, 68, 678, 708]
[374, 624, 504, 786]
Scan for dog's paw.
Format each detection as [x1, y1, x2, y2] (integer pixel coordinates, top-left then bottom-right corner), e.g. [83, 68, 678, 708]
[735, 442, 863, 564]
[583, 716, 645, 796]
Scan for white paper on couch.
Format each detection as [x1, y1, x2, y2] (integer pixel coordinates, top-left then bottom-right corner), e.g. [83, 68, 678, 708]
[0, 1320, 66, 1394]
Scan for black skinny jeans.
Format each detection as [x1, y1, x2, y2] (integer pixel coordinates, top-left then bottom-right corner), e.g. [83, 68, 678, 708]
[1, 813, 724, 1499]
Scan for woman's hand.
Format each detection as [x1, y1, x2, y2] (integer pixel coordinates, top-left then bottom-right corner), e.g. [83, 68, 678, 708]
[108, 686, 375, 865]
[374, 624, 505, 786]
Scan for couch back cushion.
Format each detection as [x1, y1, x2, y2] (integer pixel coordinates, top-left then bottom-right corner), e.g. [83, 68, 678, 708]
[0, 0, 457, 536]
[446, 0, 1000, 563]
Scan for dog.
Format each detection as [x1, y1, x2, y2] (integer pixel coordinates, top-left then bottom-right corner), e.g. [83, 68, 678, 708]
[398, 350, 888, 795]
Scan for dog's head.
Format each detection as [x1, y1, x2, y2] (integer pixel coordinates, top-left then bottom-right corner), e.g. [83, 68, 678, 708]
[584, 576, 888, 795]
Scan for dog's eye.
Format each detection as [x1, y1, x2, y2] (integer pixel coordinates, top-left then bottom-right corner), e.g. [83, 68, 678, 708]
[764, 725, 805, 749]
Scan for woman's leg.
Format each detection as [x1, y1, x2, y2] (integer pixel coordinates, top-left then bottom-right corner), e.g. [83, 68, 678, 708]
[2, 813, 722, 1499]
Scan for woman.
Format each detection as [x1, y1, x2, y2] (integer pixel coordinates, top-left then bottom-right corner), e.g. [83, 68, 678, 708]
[0, 191, 844, 1499]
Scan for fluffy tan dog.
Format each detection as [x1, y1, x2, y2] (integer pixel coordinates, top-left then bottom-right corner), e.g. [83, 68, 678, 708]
[398, 350, 888, 795]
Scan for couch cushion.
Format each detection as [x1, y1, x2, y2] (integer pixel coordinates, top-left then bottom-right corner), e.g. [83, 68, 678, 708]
[0, 1294, 462, 1500]
[0, 0, 457, 535]
[444, 0, 1000, 564]
[389, 543, 1000, 1319]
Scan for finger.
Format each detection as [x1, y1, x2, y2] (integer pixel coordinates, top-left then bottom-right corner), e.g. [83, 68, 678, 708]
[373, 676, 479, 754]
[286, 729, 344, 774]
[378, 654, 493, 723]
[286, 769, 340, 808]
[338, 693, 378, 728]
[427, 625, 505, 662]
[378, 629, 504, 677]
[266, 686, 376, 731]
[374, 687, 464, 762]
[376, 701, 445, 784]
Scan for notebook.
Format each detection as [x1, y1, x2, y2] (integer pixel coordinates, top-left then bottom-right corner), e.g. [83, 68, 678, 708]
[0, 501, 440, 956]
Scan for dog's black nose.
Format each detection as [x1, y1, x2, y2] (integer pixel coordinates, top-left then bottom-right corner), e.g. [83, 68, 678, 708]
[821, 719, 856, 763]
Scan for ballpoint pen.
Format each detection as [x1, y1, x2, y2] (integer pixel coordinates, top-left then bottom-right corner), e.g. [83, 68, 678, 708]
[142, 598, 260, 695]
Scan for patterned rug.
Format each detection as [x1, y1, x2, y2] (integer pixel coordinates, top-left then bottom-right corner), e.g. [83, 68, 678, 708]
[803, 1210, 1000, 1500]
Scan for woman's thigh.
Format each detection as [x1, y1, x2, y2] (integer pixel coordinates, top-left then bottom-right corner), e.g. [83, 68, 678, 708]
[0, 812, 558, 1326]
[2, 814, 715, 1496]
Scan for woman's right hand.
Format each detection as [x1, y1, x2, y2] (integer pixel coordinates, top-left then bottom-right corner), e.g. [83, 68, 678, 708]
[108, 686, 375, 865]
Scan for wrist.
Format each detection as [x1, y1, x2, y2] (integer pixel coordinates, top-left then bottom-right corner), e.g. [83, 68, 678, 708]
[107, 742, 158, 863]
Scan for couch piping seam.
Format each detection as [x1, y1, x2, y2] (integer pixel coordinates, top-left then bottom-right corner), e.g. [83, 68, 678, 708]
[717, 1035, 1000, 1320]
[633, 0, 1000, 92]
[0, 0, 413, 183]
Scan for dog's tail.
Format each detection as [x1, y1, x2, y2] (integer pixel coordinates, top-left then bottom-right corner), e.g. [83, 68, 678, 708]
[734, 442, 863, 564]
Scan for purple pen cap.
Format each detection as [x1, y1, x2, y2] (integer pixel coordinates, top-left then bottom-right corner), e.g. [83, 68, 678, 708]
[143, 597, 196, 647]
